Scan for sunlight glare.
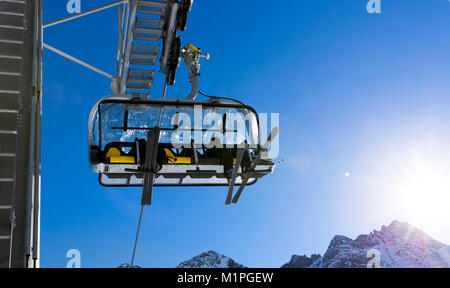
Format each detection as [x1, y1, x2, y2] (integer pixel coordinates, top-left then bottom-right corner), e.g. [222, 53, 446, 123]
[397, 158, 450, 232]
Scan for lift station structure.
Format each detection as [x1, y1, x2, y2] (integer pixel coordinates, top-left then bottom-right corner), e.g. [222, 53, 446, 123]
[0, 0, 277, 268]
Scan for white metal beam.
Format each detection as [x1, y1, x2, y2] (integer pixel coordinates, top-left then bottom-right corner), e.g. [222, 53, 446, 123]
[43, 43, 115, 79]
[43, 0, 128, 28]
[119, 1, 138, 94]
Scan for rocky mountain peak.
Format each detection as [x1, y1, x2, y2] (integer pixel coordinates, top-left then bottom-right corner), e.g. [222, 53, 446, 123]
[310, 221, 450, 268]
[177, 221, 450, 268]
[176, 250, 246, 268]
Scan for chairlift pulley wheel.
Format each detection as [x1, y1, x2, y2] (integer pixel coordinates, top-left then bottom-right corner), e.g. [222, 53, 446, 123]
[176, 0, 193, 31]
[166, 37, 181, 86]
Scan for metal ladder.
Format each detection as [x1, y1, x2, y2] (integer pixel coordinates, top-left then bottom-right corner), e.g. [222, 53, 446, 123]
[119, 0, 174, 94]
[0, 0, 25, 268]
[43, 0, 181, 96]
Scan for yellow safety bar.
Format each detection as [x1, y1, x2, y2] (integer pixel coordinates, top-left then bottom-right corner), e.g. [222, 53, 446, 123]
[106, 147, 237, 166]
[106, 147, 136, 164]
[164, 148, 192, 164]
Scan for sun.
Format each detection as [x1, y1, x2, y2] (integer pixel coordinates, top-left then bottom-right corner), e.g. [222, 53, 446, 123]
[394, 155, 450, 233]
[358, 133, 450, 241]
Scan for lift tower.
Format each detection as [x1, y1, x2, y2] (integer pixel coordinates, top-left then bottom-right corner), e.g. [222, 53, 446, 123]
[0, 0, 42, 268]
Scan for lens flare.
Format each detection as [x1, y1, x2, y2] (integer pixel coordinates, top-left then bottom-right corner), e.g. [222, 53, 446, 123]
[395, 154, 450, 232]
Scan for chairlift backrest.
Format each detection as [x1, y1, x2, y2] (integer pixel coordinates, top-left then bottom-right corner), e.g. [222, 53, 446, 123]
[91, 98, 261, 152]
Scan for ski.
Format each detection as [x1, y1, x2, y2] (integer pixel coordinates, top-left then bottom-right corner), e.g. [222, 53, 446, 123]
[141, 128, 160, 206]
[225, 147, 245, 205]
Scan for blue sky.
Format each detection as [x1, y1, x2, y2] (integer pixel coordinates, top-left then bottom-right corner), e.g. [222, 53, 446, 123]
[41, 0, 450, 267]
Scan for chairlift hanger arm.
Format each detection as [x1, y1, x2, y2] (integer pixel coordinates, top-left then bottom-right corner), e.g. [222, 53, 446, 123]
[181, 44, 210, 100]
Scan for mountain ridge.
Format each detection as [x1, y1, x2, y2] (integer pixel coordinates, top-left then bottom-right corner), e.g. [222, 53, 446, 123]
[177, 221, 450, 268]
[177, 250, 246, 268]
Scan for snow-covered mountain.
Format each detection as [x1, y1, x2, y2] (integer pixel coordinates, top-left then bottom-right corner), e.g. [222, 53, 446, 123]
[281, 254, 321, 268]
[177, 251, 246, 268]
[310, 221, 450, 268]
[177, 221, 450, 268]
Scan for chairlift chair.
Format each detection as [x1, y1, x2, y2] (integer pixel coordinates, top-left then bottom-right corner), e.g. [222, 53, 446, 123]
[88, 96, 278, 204]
